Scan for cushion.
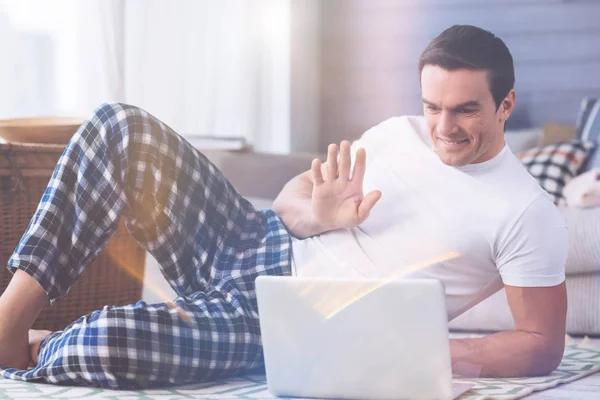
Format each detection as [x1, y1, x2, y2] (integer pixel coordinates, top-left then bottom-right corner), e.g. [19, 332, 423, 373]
[516, 140, 594, 205]
[563, 168, 600, 208]
[576, 97, 600, 171]
[538, 122, 576, 147]
[504, 128, 542, 153]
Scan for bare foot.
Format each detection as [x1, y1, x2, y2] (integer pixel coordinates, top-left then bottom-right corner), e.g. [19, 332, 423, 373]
[28, 330, 52, 366]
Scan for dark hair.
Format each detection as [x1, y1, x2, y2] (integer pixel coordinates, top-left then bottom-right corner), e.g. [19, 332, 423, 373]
[418, 25, 514, 110]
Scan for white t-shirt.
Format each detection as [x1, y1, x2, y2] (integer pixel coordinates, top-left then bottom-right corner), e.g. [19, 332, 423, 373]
[290, 116, 568, 321]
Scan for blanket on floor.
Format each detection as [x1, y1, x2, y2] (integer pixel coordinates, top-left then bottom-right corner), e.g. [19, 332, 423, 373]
[0, 341, 597, 400]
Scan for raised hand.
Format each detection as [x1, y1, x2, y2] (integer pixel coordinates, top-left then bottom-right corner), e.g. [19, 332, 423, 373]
[310, 141, 382, 231]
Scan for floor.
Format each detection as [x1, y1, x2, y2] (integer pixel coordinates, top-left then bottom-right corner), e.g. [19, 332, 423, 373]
[527, 373, 599, 400]
[526, 336, 600, 400]
[142, 262, 600, 399]
[464, 335, 600, 400]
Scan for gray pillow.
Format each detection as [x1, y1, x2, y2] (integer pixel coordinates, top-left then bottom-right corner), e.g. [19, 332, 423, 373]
[504, 128, 542, 153]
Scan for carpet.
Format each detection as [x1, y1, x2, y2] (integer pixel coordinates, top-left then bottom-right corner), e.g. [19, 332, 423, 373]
[0, 341, 597, 400]
[456, 340, 600, 399]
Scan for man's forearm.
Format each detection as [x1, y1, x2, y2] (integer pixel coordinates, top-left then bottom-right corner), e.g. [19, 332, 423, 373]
[451, 330, 564, 378]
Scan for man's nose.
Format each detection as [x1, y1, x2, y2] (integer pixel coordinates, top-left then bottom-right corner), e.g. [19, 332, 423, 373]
[436, 111, 457, 137]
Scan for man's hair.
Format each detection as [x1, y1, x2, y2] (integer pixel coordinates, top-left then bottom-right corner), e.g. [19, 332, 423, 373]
[418, 25, 515, 110]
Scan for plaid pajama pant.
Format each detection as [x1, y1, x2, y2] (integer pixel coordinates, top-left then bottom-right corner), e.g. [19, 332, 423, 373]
[0, 102, 293, 389]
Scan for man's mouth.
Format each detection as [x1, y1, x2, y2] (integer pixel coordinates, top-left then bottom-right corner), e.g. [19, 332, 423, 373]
[438, 137, 469, 146]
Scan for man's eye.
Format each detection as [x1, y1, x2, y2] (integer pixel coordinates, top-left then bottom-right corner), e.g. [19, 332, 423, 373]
[458, 109, 476, 114]
[427, 106, 440, 113]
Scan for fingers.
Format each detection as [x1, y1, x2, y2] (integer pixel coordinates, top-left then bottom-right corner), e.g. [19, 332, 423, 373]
[338, 140, 351, 180]
[311, 158, 324, 185]
[320, 141, 353, 182]
[351, 147, 367, 183]
[326, 143, 338, 180]
[357, 190, 382, 222]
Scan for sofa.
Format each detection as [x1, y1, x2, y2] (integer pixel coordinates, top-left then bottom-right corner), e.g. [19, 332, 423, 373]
[201, 138, 600, 336]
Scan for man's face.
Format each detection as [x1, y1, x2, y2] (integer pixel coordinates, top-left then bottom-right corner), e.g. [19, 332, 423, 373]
[420, 65, 514, 167]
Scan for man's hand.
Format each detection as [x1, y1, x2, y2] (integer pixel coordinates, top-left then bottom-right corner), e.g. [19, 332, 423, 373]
[272, 140, 381, 238]
[310, 141, 382, 231]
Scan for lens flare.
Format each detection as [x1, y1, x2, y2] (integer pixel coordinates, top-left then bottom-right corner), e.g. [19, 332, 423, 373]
[104, 228, 459, 330]
[103, 245, 193, 326]
[316, 251, 461, 320]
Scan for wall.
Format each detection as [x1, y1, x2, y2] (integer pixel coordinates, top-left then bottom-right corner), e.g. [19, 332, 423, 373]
[290, 0, 321, 154]
[319, 0, 600, 147]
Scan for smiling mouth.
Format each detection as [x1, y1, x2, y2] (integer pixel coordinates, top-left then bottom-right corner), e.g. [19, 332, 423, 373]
[438, 137, 469, 146]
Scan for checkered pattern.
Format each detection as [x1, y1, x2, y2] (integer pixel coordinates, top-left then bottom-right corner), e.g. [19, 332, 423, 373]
[0, 102, 293, 389]
[517, 139, 594, 205]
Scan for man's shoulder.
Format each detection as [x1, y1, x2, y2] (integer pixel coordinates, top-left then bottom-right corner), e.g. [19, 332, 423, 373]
[491, 148, 550, 205]
[475, 150, 560, 237]
[355, 115, 428, 148]
[369, 115, 426, 133]
[496, 188, 565, 250]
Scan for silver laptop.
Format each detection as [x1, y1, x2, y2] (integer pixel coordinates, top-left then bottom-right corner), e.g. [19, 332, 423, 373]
[256, 276, 473, 400]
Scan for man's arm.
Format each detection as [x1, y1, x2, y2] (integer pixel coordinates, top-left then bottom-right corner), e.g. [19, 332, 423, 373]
[451, 282, 567, 377]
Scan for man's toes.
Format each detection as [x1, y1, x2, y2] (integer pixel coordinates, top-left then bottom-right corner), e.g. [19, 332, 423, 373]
[28, 330, 52, 365]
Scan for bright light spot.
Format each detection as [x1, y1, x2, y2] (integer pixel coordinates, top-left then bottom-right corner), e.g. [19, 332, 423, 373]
[299, 251, 462, 320]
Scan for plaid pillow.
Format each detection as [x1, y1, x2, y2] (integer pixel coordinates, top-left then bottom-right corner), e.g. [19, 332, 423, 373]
[517, 139, 594, 204]
[576, 97, 600, 172]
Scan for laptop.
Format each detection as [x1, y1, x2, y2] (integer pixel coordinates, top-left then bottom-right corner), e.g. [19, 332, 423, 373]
[255, 276, 474, 400]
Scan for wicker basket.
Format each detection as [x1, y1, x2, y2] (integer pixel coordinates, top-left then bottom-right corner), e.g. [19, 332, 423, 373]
[0, 142, 146, 331]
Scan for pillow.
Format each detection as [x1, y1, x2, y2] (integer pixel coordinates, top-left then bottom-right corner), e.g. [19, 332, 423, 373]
[563, 168, 600, 208]
[516, 140, 594, 205]
[576, 97, 600, 171]
[504, 127, 542, 153]
[538, 122, 576, 147]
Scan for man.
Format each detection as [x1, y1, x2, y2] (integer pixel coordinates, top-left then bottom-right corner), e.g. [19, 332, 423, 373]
[0, 25, 567, 389]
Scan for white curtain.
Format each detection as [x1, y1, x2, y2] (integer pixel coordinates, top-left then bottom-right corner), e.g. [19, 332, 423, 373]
[74, 0, 126, 109]
[0, 0, 78, 117]
[0, 0, 290, 152]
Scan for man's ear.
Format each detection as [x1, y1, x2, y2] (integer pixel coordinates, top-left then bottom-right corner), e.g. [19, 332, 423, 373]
[499, 89, 516, 123]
